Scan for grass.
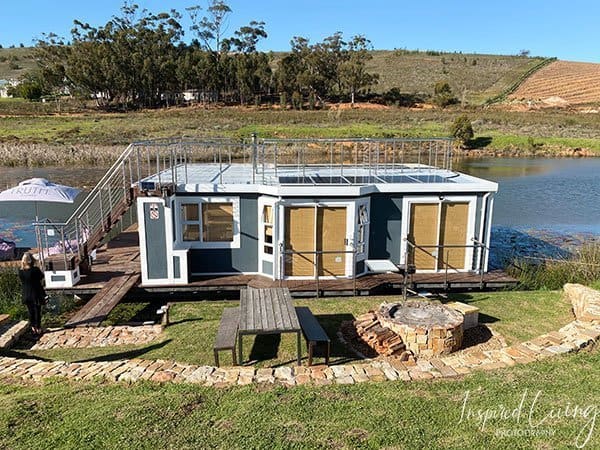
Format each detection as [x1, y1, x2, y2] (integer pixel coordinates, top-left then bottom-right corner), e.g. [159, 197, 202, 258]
[9, 290, 573, 366]
[0, 348, 598, 449]
[1, 107, 600, 167]
[0, 269, 80, 328]
[510, 243, 600, 290]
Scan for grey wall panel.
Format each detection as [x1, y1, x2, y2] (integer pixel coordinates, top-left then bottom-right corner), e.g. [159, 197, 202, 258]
[144, 202, 168, 279]
[368, 194, 403, 264]
[189, 195, 259, 273]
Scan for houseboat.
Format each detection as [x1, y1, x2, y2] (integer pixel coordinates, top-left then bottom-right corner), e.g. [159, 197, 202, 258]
[131, 137, 497, 287]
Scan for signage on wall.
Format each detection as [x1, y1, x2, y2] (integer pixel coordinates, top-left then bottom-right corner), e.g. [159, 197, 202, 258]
[149, 204, 160, 220]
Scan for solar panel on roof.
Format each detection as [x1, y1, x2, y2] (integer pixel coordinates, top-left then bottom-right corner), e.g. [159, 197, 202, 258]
[343, 176, 381, 184]
[377, 175, 420, 183]
[311, 176, 349, 184]
[411, 175, 454, 183]
[278, 176, 314, 184]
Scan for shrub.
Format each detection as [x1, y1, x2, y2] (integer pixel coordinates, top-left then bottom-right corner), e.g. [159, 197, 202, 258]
[291, 91, 302, 110]
[19, 81, 44, 100]
[450, 115, 474, 147]
[432, 81, 456, 107]
[279, 92, 287, 109]
[0, 269, 26, 319]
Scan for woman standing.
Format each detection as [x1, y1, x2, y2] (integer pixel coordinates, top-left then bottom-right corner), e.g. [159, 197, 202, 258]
[18, 252, 45, 335]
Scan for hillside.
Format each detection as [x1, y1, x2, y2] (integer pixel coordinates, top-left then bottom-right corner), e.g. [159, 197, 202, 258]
[508, 60, 600, 107]
[1, 47, 547, 106]
[0, 47, 37, 80]
[367, 51, 546, 104]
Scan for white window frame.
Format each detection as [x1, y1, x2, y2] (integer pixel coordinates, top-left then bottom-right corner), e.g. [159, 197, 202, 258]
[355, 199, 370, 261]
[175, 196, 241, 249]
[258, 197, 277, 264]
[399, 195, 477, 273]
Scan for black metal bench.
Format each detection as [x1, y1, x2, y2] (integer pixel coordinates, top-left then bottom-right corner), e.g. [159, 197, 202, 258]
[295, 306, 330, 366]
[213, 307, 240, 367]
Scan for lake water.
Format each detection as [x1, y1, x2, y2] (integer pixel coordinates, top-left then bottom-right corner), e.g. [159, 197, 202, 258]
[455, 157, 600, 234]
[1, 158, 599, 248]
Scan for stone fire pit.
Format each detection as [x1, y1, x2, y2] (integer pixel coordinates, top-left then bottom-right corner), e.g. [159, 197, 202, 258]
[377, 301, 464, 357]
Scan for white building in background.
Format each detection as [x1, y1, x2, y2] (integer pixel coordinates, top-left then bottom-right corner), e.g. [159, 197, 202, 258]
[0, 79, 18, 98]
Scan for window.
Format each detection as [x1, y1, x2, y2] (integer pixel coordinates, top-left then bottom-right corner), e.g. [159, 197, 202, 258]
[179, 198, 239, 248]
[182, 204, 200, 241]
[357, 204, 369, 254]
[263, 205, 274, 255]
[202, 203, 234, 242]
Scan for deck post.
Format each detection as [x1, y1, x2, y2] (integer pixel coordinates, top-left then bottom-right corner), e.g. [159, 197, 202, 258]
[297, 331, 302, 366]
[251, 132, 257, 184]
[480, 244, 486, 289]
[238, 333, 243, 366]
[352, 244, 357, 296]
[315, 251, 320, 298]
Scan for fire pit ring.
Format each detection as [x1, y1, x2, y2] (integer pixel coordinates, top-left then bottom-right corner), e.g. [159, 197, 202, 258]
[377, 301, 464, 357]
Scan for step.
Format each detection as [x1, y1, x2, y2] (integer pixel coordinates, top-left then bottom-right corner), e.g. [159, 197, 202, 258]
[0, 320, 30, 349]
[0, 314, 10, 327]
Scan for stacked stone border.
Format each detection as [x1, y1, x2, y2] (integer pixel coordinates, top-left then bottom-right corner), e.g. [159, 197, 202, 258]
[0, 284, 599, 387]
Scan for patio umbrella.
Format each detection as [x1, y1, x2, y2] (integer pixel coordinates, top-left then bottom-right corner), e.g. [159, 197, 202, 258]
[0, 178, 81, 252]
[0, 178, 81, 219]
[0, 178, 80, 205]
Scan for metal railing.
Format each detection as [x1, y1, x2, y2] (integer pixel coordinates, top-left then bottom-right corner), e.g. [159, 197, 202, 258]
[280, 247, 358, 298]
[34, 135, 455, 273]
[403, 238, 488, 295]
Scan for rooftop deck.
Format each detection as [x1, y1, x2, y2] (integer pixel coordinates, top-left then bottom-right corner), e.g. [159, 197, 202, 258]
[141, 163, 485, 188]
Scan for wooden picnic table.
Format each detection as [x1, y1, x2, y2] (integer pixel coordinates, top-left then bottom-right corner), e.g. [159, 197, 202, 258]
[238, 287, 302, 366]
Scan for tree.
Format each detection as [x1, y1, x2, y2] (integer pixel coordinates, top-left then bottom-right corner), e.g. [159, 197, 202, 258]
[432, 81, 456, 108]
[187, 2, 270, 104]
[277, 32, 380, 106]
[339, 35, 379, 105]
[450, 115, 474, 148]
[519, 49, 531, 58]
[35, 4, 184, 108]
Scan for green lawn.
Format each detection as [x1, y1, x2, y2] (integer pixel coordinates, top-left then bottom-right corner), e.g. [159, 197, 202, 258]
[0, 348, 598, 449]
[10, 291, 573, 367]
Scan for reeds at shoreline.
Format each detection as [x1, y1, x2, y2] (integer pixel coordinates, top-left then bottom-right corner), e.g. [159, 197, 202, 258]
[0, 143, 124, 167]
[508, 243, 600, 289]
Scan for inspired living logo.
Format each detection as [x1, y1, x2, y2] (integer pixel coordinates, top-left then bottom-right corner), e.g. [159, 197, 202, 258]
[459, 389, 597, 448]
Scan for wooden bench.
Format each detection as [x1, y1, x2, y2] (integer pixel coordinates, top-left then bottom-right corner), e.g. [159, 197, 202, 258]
[213, 307, 240, 367]
[295, 306, 330, 366]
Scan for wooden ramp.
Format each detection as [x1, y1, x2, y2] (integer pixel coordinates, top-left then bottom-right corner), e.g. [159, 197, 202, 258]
[65, 272, 140, 328]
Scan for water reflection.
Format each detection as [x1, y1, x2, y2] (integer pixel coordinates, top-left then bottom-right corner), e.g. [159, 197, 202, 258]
[458, 158, 600, 233]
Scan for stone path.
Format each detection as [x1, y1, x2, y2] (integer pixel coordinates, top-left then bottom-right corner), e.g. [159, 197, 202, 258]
[0, 283, 598, 388]
[27, 325, 163, 350]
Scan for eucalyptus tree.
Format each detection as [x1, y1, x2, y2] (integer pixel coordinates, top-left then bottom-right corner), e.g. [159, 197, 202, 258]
[35, 4, 184, 108]
[339, 35, 379, 105]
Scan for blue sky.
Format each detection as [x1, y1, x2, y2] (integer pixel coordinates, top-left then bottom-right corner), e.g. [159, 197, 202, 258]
[1, 1, 598, 62]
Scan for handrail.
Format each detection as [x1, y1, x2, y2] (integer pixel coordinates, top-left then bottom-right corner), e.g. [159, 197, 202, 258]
[280, 247, 358, 297]
[66, 143, 135, 223]
[403, 238, 488, 296]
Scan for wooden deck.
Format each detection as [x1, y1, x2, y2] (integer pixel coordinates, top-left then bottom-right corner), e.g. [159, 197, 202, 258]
[65, 272, 140, 327]
[48, 226, 517, 299]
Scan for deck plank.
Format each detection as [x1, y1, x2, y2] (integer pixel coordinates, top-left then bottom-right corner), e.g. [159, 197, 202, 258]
[65, 273, 140, 327]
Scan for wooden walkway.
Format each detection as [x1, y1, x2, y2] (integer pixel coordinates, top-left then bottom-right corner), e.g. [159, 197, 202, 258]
[47, 225, 517, 298]
[65, 272, 140, 327]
